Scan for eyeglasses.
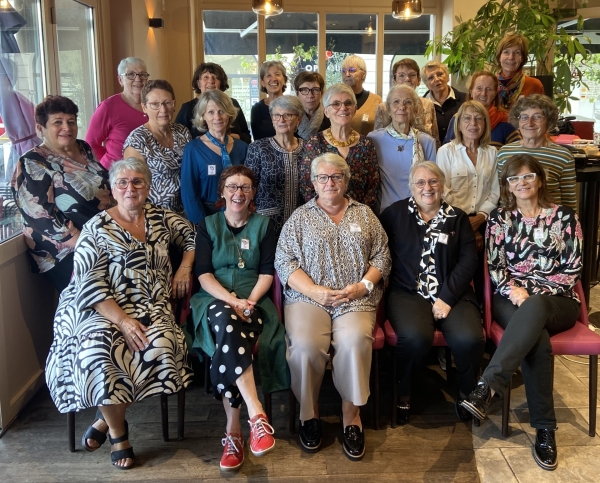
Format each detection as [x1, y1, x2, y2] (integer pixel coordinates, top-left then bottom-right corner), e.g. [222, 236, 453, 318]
[413, 179, 440, 189]
[145, 100, 176, 110]
[341, 67, 362, 75]
[518, 114, 545, 123]
[327, 100, 355, 110]
[314, 173, 345, 184]
[122, 72, 149, 80]
[390, 99, 414, 108]
[425, 71, 446, 83]
[271, 113, 298, 121]
[115, 178, 147, 189]
[394, 73, 418, 81]
[297, 87, 322, 95]
[462, 115, 486, 123]
[507, 173, 537, 185]
[224, 184, 253, 193]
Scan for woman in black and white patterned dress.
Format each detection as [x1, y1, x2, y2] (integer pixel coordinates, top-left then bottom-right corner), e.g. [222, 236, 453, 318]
[45, 158, 195, 470]
[123, 79, 191, 215]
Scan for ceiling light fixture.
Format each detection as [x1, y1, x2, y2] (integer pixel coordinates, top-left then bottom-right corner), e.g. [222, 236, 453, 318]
[392, 0, 423, 20]
[252, 0, 283, 16]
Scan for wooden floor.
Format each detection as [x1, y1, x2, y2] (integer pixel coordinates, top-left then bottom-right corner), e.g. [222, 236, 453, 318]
[0, 353, 480, 482]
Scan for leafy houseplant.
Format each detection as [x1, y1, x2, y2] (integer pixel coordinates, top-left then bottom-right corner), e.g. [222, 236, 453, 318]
[425, 0, 590, 112]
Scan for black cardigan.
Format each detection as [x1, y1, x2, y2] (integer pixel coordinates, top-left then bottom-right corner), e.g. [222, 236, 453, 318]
[379, 198, 478, 307]
[175, 97, 252, 144]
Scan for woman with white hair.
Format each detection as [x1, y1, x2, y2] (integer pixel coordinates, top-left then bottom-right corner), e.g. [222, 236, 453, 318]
[245, 95, 305, 232]
[276, 153, 390, 460]
[341, 54, 382, 135]
[86, 57, 149, 169]
[298, 83, 380, 212]
[368, 84, 437, 213]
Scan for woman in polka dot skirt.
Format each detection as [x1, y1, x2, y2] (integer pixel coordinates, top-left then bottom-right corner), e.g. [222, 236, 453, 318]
[189, 165, 288, 471]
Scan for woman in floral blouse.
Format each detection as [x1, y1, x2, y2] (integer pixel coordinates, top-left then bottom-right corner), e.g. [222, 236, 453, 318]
[461, 154, 583, 472]
[11, 95, 112, 292]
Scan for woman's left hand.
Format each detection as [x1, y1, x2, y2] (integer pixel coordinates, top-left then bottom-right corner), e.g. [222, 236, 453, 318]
[475, 232, 484, 252]
[469, 214, 486, 232]
[509, 286, 529, 307]
[432, 299, 451, 320]
[172, 265, 192, 299]
[332, 283, 368, 307]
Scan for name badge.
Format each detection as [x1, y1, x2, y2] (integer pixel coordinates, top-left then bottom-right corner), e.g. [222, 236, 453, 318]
[208, 165, 216, 175]
[156, 243, 168, 258]
[349, 223, 362, 233]
[534, 228, 544, 240]
[240, 238, 250, 250]
[438, 233, 449, 245]
[362, 114, 369, 123]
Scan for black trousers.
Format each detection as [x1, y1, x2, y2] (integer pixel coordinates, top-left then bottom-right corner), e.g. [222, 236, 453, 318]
[386, 287, 484, 398]
[484, 293, 580, 429]
[42, 253, 74, 293]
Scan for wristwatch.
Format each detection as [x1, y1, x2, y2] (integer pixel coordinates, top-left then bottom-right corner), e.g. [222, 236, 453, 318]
[361, 279, 374, 294]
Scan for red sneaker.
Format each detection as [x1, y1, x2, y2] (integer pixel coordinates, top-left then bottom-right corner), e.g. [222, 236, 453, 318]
[248, 414, 275, 456]
[220, 433, 244, 471]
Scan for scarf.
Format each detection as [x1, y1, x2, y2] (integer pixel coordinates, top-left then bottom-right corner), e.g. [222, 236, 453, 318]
[487, 105, 508, 131]
[297, 105, 325, 140]
[498, 70, 525, 111]
[385, 124, 425, 165]
[205, 131, 231, 168]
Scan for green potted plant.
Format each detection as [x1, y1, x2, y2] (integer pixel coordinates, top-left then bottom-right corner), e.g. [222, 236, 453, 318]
[425, 0, 590, 112]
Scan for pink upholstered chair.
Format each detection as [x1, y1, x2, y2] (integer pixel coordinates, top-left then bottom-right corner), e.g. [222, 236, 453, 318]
[483, 258, 600, 437]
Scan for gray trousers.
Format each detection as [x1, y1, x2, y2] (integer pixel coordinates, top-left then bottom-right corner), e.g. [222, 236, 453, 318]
[284, 301, 375, 422]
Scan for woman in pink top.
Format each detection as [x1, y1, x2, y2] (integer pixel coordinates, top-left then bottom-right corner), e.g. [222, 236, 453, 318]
[85, 57, 149, 169]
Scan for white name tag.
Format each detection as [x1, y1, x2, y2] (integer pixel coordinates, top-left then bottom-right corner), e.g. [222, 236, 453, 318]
[349, 223, 362, 233]
[534, 228, 544, 240]
[438, 233, 449, 245]
[240, 238, 250, 250]
[208, 165, 216, 175]
[156, 243, 168, 258]
[362, 114, 369, 123]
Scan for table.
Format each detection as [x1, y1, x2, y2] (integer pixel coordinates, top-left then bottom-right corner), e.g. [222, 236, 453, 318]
[577, 165, 600, 304]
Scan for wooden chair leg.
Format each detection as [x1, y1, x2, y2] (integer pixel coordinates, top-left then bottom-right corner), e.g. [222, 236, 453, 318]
[177, 389, 185, 441]
[67, 411, 75, 452]
[502, 380, 511, 438]
[372, 349, 380, 430]
[589, 355, 598, 437]
[161, 394, 169, 442]
[391, 348, 398, 428]
[264, 391, 272, 423]
[289, 390, 296, 433]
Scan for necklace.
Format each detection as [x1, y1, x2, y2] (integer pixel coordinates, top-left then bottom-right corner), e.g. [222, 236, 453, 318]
[324, 128, 356, 148]
[395, 139, 409, 152]
[225, 214, 249, 269]
[519, 206, 542, 218]
[41, 142, 87, 168]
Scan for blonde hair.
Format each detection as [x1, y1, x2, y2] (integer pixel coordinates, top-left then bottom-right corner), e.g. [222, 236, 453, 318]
[452, 101, 492, 148]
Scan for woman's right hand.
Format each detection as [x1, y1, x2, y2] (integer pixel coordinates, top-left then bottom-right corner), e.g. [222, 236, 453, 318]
[310, 285, 347, 307]
[231, 298, 256, 322]
[118, 317, 150, 353]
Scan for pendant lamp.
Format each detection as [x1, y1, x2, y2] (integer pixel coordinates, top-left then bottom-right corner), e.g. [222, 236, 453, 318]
[392, 0, 423, 20]
[252, 0, 283, 16]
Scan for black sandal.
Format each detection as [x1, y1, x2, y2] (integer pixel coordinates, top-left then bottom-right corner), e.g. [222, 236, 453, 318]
[81, 409, 108, 452]
[109, 421, 135, 470]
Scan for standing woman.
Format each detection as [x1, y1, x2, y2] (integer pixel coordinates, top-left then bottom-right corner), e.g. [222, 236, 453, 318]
[496, 33, 544, 111]
[123, 80, 191, 215]
[298, 83, 380, 213]
[294, 71, 330, 140]
[11, 95, 112, 292]
[368, 84, 437, 213]
[181, 89, 248, 224]
[245, 95, 305, 233]
[175, 62, 251, 143]
[444, 71, 520, 149]
[461, 155, 582, 471]
[251, 61, 287, 141]
[86, 57, 149, 169]
[374, 58, 439, 144]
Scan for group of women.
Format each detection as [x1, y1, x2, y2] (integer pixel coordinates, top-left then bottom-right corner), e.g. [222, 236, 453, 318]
[10, 29, 582, 474]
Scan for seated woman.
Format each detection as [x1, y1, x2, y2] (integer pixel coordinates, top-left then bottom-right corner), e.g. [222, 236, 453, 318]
[275, 153, 390, 461]
[245, 95, 305, 233]
[294, 71, 330, 140]
[45, 158, 195, 470]
[461, 155, 583, 472]
[368, 84, 437, 213]
[379, 162, 484, 425]
[12, 95, 112, 292]
[190, 165, 288, 471]
[181, 89, 248, 224]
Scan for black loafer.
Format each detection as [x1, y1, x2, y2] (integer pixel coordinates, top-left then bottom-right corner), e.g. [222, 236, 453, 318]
[342, 425, 365, 461]
[396, 402, 410, 426]
[455, 398, 472, 422]
[299, 418, 322, 453]
[534, 428, 558, 471]
[460, 379, 492, 420]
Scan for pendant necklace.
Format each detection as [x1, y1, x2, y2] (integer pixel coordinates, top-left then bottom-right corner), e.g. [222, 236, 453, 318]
[225, 215, 248, 269]
[396, 139, 409, 152]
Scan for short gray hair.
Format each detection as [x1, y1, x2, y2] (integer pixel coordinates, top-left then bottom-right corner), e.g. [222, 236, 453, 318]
[386, 84, 421, 121]
[342, 54, 367, 73]
[310, 153, 351, 180]
[193, 89, 237, 131]
[322, 83, 357, 110]
[109, 158, 152, 187]
[408, 161, 445, 191]
[117, 57, 147, 76]
[420, 60, 449, 81]
[269, 95, 304, 117]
